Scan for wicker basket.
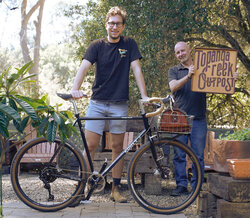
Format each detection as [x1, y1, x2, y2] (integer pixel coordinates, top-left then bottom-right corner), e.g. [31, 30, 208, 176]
[157, 108, 193, 134]
[227, 158, 250, 179]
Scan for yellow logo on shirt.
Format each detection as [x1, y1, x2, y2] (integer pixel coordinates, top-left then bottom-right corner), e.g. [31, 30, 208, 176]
[118, 48, 127, 58]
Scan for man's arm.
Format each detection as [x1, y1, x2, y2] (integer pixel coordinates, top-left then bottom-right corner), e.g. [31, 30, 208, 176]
[71, 59, 92, 98]
[169, 65, 194, 93]
[131, 59, 148, 100]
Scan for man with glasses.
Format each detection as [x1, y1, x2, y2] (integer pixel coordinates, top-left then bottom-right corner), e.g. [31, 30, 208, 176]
[70, 6, 148, 206]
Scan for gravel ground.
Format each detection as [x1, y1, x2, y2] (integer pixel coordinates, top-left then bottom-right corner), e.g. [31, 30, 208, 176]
[2, 174, 200, 217]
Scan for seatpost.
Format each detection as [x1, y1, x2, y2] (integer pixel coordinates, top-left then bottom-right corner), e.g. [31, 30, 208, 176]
[70, 98, 94, 172]
[70, 99, 79, 115]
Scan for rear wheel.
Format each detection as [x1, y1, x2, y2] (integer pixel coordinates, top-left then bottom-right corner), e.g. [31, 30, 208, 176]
[11, 137, 87, 212]
[128, 138, 202, 214]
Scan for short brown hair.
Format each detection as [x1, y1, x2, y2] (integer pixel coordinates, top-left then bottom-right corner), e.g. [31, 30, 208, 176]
[105, 6, 127, 24]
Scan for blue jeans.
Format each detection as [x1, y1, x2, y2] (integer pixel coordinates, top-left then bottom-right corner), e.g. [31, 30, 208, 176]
[173, 118, 207, 189]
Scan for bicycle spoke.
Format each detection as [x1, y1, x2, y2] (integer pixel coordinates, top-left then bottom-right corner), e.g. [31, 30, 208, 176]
[11, 138, 87, 212]
[128, 139, 202, 214]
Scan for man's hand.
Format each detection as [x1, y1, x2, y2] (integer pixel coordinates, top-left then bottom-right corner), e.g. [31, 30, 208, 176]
[188, 64, 195, 79]
[141, 96, 150, 101]
[233, 65, 239, 80]
[71, 90, 87, 99]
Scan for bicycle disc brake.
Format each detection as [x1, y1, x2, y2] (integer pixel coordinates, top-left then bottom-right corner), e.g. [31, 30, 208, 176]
[155, 146, 173, 179]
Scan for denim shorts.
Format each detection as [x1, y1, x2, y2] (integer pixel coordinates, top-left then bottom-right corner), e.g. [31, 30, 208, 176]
[85, 100, 128, 135]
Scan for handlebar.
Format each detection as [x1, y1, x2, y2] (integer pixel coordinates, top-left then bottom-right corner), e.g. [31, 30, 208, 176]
[139, 96, 171, 118]
[56, 93, 87, 100]
[57, 93, 172, 118]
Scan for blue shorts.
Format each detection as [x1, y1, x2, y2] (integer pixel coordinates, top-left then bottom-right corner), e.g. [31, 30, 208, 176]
[85, 100, 128, 135]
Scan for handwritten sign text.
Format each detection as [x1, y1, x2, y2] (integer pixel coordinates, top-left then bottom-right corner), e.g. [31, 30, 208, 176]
[192, 48, 237, 94]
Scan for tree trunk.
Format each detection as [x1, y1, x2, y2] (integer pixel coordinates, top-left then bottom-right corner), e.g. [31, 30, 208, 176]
[19, 0, 45, 97]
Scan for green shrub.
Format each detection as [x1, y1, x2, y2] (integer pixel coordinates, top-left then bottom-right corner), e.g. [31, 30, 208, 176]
[219, 128, 250, 141]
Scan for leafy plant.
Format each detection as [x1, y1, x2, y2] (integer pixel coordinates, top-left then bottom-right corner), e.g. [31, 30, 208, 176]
[0, 62, 77, 170]
[219, 128, 250, 141]
[0, 62, 78, 215]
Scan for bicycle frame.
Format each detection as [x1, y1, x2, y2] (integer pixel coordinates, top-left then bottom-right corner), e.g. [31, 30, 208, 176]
[71, 99, 154, 176]
[69, 99, 160, 199]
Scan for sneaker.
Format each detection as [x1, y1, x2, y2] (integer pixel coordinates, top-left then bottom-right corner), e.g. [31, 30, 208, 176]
[170, 186, 189, 196]
[110, 185, 127, 203]
[68, 192, 85, 207]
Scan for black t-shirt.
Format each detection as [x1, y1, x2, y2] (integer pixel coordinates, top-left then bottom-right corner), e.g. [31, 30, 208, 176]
[168, 64, 206, 119]
[83, 36, 142, 101]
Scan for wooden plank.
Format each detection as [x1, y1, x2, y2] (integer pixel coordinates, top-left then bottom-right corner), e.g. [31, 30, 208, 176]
[216, 199, 250, 218]
[208, 173, 250, 202]
[197, 191, 217, 218]
[21, 142, 56, 163]
[204, 131, 215, 170]
[42, 142, 46, 153]
[37, 143, 42, 154]
[46, 142, 50, 153]
[93, 152, 153, 173]
[51, 142, 56, 152]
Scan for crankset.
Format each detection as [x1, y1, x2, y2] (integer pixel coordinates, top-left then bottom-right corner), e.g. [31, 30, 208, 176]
[87, 172, 106, 193]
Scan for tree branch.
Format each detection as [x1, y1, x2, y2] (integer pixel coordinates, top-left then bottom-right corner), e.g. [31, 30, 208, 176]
[185, 37, 230, 48]
[241, 0, 250, 27]
[215, 25, 250, 71]
[24, 0, 41, 25]
[232, 2, 250, 44]
[235, 87, 250, 96]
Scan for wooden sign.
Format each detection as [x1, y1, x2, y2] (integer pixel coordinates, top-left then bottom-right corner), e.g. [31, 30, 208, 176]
[192, 48, 237, 94]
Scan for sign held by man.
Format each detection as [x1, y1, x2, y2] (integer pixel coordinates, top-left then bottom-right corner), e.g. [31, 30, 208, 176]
[192, 48, 237, 94]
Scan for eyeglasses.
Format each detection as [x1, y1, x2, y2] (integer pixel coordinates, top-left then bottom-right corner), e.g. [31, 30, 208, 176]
[107, 22, 124, 28]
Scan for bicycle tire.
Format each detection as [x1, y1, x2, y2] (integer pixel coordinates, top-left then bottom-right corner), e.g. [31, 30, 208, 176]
[10, 137, 87, 212]
[128, 138, 202, 214]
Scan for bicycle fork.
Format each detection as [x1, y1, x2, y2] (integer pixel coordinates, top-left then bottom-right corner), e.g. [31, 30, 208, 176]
[148, 133, 170, 179]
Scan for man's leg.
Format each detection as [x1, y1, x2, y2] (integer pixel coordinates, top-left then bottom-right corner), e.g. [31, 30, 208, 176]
[109, 133, 127, 203]
[83, 99, 106, 170]
[69, 100, 104, 207]
[69, 130, 101, 207]
[84, 130, 102, 172]
[110, 133, 125, 178]
[190, 118, 207, 189]
[170, 135, 189, 196]
[107, 101, 128, 203]
[174, 135, 189, 188]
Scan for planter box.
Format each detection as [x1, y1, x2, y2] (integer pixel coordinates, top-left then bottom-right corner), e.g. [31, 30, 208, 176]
[227, 159, 250, 179]
[212, 139, 250, 172]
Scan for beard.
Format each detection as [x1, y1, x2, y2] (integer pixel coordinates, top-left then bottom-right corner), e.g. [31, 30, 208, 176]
[110, 34, 120, 40]
[179, 56, 188, 63]
[179, 56, 190, 65]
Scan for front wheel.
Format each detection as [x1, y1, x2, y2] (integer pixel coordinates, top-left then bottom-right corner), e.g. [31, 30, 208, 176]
[10, 137, 87, 212]
[128, 138, 202, 214]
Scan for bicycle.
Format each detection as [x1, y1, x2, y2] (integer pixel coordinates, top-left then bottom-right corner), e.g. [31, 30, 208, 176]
[10, 94, 202, 214]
